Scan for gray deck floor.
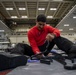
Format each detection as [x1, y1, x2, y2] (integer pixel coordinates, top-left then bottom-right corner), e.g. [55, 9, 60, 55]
[7, 60, 76, 75]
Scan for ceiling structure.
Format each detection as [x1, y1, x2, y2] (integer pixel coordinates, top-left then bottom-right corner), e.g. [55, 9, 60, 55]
[0, 0, 76, 32]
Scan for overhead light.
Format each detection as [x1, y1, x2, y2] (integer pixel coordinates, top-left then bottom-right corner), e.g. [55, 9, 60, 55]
[38, 8, 45, 10]
[19, 8, 26, 10]
[50, 8, 57, 10]
[69, 28, 74, 30]
[47, 16, 53, 18]
[6, 8, 13, 10]
[73, 16, 76, 19]
[21, 16, 28, 18]
[64, 24, 69, 26]
[0, 30, 4, 32]
[11, 16, 18, 18]
[53, 0, 63, 1]
[59, 29, 63, 31]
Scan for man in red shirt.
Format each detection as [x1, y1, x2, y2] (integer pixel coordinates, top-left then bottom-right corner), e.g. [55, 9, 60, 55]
[27, 14, 76, 59]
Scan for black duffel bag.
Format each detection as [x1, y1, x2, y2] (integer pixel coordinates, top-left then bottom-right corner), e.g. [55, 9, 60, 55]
[0, 52, 28, 71]
[10, 43, 30, 55]
[6, 43, 33, 56]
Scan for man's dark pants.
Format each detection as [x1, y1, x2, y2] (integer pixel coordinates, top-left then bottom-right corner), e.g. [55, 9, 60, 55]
[24, 36, 76, 57]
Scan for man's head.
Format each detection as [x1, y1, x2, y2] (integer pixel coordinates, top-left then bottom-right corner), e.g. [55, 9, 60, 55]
[37, 14, 46, 22]
[36, 14, 46, 30]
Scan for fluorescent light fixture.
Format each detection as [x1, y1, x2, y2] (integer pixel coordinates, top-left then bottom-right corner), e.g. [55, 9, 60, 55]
[0, 30, 4, 32]
[21, 16, 28, 18]
[59, 29, 63, 31]
[53, 0, 63, 1]
[6, 8, 13, 10]
[69, 28, 74, 30]
[64, 24, 69, 26]
[38, 8, 45, 10]
[50, 8, 57, 10]
[19, 8, 26, 10]
[73, 16, 76, 19]
[11, 16, 18, 18]
[47, 16, 53, 18]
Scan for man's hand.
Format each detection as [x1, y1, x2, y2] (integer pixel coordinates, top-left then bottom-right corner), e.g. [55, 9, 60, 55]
[47, 53, 53, 57]
[36, 53, 45, 59]
[46, 33, 55, 41]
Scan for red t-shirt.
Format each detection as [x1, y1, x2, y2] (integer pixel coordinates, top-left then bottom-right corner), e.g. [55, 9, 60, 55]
[28, 24, 60, 54]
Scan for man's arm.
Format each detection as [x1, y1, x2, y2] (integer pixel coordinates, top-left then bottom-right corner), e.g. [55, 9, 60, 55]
[46, 25, 60, 41]
[28, 31, 44, 59]
[47, 25, 60, 37]
[27, 31, 41, 54]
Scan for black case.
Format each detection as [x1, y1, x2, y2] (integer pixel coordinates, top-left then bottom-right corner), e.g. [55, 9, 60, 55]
[0, 52, 27, 71]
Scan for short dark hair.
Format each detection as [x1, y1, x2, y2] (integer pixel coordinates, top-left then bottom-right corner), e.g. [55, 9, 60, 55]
[37, 14, 46, 22]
